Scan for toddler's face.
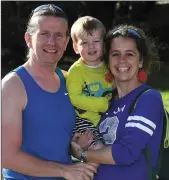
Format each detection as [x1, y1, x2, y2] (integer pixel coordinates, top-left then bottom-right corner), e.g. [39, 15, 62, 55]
[74, 29, 104, 66]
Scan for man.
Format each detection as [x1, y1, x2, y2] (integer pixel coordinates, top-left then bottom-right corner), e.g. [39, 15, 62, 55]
[2, 4, 96, 180]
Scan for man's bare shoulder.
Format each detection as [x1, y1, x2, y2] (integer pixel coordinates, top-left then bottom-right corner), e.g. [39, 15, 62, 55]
[2, 72, 23, 90]
[2, 72, 27, 108]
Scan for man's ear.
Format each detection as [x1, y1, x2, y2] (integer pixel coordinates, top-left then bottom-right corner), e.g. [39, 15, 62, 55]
[24, 33, 32, 48]
[73, 42, 79, 54]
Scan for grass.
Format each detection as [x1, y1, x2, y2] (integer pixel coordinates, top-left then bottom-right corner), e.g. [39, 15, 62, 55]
[147, 62, 169, 112]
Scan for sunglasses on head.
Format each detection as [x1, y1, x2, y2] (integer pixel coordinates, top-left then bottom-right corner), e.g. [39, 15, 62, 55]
[113, 29, 141, 38]
[33, 4, 64, 13]
[128, 29, 141, 38]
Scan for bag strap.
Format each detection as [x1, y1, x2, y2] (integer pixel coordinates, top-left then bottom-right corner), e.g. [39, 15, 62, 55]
[155, 108, 169, 177]
[129, 88, 151, 114]
[128, 88, 155, 180]
[163, 109, 169, 149]
[56, 67, 65, 84]
[129, 88, 169, 180]
[143, 147, 156, 180]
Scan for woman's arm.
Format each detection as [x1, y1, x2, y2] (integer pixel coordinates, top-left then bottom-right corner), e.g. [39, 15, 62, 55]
[71, 141, 115, 164]
[72, 90, 164, 165]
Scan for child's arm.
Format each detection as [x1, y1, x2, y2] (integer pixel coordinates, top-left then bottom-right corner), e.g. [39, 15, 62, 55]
[66, 68, 109, 113]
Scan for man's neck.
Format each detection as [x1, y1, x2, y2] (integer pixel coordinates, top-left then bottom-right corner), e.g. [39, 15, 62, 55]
[24, 59, 57, 78]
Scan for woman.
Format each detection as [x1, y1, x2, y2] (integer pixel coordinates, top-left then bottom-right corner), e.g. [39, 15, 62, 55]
[72, 24, 164, 180]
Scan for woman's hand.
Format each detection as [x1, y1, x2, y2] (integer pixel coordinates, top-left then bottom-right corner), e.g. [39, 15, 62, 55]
[63, 161, 97, 180]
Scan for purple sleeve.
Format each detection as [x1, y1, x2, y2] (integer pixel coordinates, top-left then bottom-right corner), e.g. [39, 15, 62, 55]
[112, 90, 163, 165]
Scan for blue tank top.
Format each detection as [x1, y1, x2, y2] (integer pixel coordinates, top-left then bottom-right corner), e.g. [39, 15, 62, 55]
[3, 66, 76, 180]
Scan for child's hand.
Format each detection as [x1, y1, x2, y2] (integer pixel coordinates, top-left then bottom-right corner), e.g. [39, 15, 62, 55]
[105, 94, 112, 101]
[88, 140, 105, 150]
[72, 130, 94, 150]
[71, 141, 83, 159]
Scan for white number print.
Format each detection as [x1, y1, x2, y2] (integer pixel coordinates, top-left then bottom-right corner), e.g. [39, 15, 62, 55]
[99, 116, 119, 145]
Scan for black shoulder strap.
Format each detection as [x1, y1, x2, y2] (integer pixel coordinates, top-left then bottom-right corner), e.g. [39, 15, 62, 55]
[163, 109, 169, 149]
[128, 87, 154, 180]
[129, 87, 169, 180]
[129, 88, 151, 114]
[155, 108, 169, 178]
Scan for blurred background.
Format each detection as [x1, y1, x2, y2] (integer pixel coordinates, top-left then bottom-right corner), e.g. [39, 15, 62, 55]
[1, 1, 169, 109]
[1, 1, 169, 178]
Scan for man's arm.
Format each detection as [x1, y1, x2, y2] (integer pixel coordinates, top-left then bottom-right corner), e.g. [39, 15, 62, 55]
[2, 73, 96, 179]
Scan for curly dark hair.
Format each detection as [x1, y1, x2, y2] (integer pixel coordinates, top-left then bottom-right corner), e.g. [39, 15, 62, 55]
[104, 24, 160, 74]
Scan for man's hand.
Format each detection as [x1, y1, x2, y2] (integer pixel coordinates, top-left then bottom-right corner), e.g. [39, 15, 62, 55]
[63, 162, 97, 180]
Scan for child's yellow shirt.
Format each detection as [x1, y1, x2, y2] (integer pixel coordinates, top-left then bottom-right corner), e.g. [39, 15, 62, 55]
[66, 59, 113, 126]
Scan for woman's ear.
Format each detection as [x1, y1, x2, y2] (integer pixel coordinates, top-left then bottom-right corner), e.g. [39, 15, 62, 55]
[139, 59, 143, 68]
[24, 33, 32, 48]
[73, 42, 79, 54]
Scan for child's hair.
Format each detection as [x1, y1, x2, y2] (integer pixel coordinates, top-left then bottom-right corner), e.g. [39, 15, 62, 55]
[104, 24, 160, 74]
[71, 16, 106, 43]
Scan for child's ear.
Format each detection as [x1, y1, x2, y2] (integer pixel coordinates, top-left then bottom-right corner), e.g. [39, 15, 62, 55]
[73, 42, 79, 54]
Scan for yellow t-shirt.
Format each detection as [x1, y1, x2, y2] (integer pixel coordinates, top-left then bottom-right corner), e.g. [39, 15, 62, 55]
[66, 59, 113, 126]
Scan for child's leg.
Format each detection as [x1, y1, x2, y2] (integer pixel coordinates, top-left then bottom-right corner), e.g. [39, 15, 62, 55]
[72, 116, 95, 149]
[73, 116, 105, 149]
[73, 116, 92, 134]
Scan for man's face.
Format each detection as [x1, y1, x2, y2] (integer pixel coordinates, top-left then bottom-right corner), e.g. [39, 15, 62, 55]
[27, 16, 69, 67]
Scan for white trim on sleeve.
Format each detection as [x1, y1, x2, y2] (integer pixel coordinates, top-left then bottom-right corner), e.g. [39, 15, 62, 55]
[125, 122, 153, 136]
[127, 115, 156, 130]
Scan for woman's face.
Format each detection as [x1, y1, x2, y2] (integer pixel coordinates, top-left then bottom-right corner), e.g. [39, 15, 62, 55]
[108, 36, 143, 83]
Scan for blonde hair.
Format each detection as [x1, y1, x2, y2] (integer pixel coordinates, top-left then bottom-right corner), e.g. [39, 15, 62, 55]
[104, 24, 160, 75]
[71, 16, 106, 43]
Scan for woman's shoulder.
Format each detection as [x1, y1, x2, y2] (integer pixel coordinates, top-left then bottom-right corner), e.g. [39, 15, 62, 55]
[135, 86, 163, 109]
[140, 87, 162, 101]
